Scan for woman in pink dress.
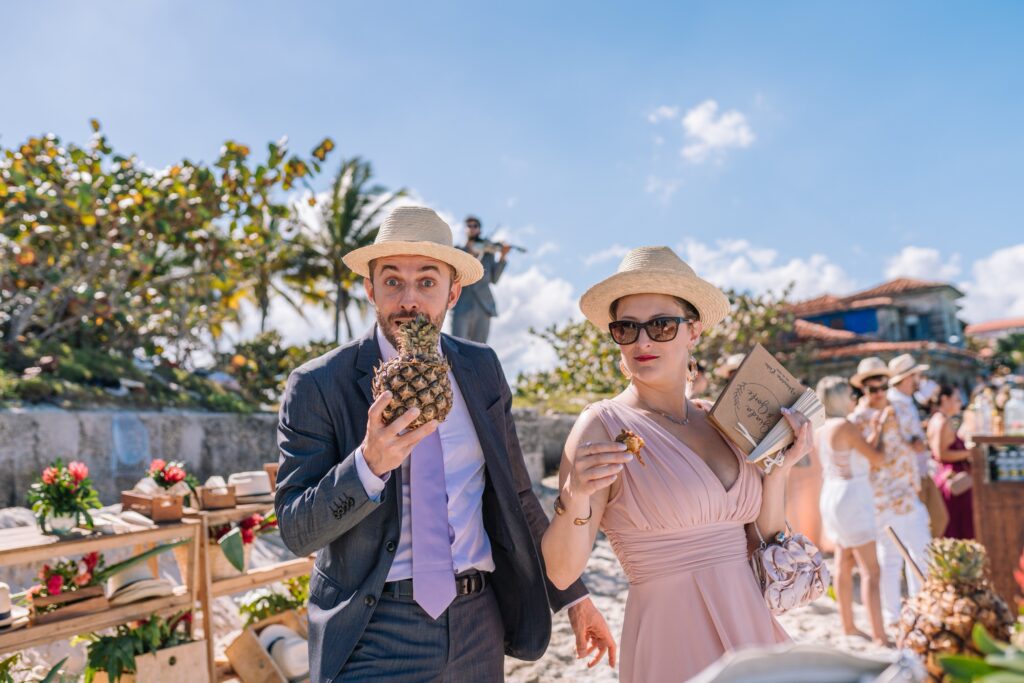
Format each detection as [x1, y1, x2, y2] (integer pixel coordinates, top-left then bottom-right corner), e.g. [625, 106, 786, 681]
[541, 247, 813, 682]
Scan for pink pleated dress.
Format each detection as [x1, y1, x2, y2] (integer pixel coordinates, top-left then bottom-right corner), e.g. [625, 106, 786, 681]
[591, 400, 790, 682]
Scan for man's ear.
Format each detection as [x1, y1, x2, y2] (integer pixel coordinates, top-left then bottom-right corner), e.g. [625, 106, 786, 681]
[448, 278, 463, 310]
[364, 276, 375, 303]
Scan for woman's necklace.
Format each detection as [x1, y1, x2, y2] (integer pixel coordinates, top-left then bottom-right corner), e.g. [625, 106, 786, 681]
[633, 388, 690, 426]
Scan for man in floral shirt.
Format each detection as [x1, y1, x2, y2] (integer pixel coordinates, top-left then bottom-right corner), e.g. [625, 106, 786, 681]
[848, 356, 931, 627]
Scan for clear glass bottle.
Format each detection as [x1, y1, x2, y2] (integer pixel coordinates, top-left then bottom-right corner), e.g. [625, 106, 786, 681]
[1003, 388, 1024, 436]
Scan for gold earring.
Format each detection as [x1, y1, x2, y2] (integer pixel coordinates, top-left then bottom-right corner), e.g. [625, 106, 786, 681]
[687, 356, 698, 383]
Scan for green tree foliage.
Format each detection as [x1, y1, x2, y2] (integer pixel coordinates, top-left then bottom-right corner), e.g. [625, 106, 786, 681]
[0, 121, 334, 365]
[290, 157, 406, 343]
[220, 332, 335, 406]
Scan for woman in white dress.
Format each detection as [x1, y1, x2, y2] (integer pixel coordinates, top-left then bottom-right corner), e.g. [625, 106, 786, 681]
[816, 376, 890, 646]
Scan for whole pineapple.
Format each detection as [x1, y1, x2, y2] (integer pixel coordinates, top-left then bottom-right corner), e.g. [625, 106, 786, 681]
[898, 538, 1015, 681]
[372, 315, 453, 430]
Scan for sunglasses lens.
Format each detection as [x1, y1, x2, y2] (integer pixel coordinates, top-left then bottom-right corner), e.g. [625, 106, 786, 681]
[609, 321, 639, 345]
[647, 317, 680, 342]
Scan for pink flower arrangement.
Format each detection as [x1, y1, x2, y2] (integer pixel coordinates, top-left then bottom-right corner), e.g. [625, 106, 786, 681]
[32, 552, 105, 600]
[148, 459, 197, 491]
[28, 459, 102, 532]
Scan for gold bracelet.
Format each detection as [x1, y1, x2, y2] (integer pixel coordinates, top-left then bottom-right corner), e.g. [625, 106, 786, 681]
[554, 495, 592, 526]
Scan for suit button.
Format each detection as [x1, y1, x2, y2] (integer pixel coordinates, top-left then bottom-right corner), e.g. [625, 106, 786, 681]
[365, 595, 376, 607]
[385, 541, 396, 552]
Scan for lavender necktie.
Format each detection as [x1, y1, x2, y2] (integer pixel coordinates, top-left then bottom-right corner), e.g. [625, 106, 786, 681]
[410, 429, 456, 619]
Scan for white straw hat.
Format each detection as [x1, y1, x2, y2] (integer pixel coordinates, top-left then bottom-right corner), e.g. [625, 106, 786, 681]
[888, 353, 929, 386]
[0, 582, 29, 631]
[850, 356, 892, 389]
[579, 246, 731, 330]
[259, 624, 309, 680]
[342, 206, 484, 285]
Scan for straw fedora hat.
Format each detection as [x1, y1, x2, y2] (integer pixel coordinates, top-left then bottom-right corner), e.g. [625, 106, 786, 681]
[579, 246, 731, 330]
[850, 356, 892, 389]
[259, 624, 310, 680]
[888, 353, 929, 386]
[0, 582, 29, 632]
[342, 206, 484, 285]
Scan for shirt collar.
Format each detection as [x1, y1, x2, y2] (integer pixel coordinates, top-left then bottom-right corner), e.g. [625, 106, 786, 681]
[887, 387, 914, 404]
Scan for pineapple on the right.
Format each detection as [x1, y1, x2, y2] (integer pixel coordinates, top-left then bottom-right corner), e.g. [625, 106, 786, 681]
[898, 538, 1016, 681]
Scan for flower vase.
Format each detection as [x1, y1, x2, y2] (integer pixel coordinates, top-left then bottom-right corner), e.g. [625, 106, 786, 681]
[46, 512, 78, 536]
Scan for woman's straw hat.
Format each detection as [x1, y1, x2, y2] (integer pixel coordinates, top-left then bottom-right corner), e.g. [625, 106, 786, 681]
[888, 353, 929, 386]
[343, 206, 484, 285]
[850, 356, 892, 389]
[579, 246, 731, 330]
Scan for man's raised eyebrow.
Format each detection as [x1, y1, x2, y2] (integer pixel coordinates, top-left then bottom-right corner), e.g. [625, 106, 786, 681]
[418, 265, 441, 273]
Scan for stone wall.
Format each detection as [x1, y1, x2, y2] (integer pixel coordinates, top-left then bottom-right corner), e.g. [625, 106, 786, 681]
[0, 408, 577, 507]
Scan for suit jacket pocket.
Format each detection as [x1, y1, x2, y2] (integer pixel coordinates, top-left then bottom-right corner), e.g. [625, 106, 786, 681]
[309, 565, 355, 611]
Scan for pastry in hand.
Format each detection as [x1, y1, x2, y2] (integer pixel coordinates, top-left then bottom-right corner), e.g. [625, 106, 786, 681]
[615, 429, 646, 466]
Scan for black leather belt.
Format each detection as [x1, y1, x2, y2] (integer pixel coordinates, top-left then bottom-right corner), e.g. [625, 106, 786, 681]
[382, 571, 487, 599]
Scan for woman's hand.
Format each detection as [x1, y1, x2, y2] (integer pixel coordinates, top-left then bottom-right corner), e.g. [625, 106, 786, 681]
[773, 407, 813, 475]
[565, 441, 633, 499]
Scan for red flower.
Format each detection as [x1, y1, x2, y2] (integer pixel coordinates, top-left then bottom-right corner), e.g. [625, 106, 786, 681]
[240, 514, 261, 530]
[163, 466, 186, 484]
[149, 459, 167, 474]
[83, 552, 100, 571]
[46, 574, 64, 595]
[38, 564, 50, 579]
[240, 528, 255, 544]
[41, 467, 57, 485]
[68, 461, 89, 483]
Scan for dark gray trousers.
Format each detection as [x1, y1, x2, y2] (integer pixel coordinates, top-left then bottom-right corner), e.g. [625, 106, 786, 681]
[450, 307, 492, 344]
[336, 583, 505, 682]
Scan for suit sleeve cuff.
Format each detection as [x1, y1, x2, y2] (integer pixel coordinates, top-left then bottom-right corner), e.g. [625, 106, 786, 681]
[564, 595, 589, 611]
[355, 447, 389, 502]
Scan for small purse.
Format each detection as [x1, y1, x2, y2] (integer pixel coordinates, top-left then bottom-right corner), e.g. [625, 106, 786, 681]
[750, 522, 830, 615]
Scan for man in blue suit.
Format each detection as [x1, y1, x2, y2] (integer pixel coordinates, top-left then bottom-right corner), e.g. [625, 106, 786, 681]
[275, 206, 615, 682]
[450, 215, 507, 343]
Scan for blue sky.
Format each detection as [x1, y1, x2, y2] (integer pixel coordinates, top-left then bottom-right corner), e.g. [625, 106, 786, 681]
[5, 2, 1023, 374]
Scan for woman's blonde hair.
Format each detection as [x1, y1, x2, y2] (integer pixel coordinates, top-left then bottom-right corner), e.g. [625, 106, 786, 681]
[816, 375, 852, 418]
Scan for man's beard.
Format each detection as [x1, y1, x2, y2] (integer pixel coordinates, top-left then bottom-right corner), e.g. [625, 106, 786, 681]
[376, 309, 447, 349]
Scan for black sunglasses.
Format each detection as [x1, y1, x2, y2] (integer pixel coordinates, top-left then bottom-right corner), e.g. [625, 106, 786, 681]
[608, 316, 692, 345]
[864, 385, 887, 394]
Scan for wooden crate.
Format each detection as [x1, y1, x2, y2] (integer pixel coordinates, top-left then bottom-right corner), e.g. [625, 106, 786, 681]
[972, 438, 1024, 605]
[263, 463, 280, 492]
[93, 639, 208, 683]
[121, 491, 184, 522]
[199, 485, 237, 510]
[30, 584, 109, 625]
[226, 610, 308, 682]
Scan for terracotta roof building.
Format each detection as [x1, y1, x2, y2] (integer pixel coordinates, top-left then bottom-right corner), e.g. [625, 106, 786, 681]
[788, 278, 980, 390]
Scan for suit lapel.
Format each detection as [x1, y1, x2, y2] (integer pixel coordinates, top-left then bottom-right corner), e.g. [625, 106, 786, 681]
[355, 326, 381, 406]
[443, 336, 514, 485]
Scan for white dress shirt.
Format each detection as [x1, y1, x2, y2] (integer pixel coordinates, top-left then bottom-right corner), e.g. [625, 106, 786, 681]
[887, 387, 931, 477]
[354, 328, 495, 581]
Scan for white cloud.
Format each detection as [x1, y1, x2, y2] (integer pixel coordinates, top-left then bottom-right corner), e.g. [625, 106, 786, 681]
[885, 246, 962, 280]
[676, 237, 855, 299]
[644, 175, 682, 204]
[583, 244, 631, 267]
[489, 266, 580, 378]
[959, 243, 1024, 323]
[647, 105, 680, 124]
[681, 99, 755, 163]
[534, 241, 560, 257]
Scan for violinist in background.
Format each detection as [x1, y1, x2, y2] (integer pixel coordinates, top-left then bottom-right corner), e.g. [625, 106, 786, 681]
[451, 215, 525, 343]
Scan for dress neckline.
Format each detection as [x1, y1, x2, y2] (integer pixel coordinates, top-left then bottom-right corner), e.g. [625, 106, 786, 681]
[605, 399, 745, 495]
